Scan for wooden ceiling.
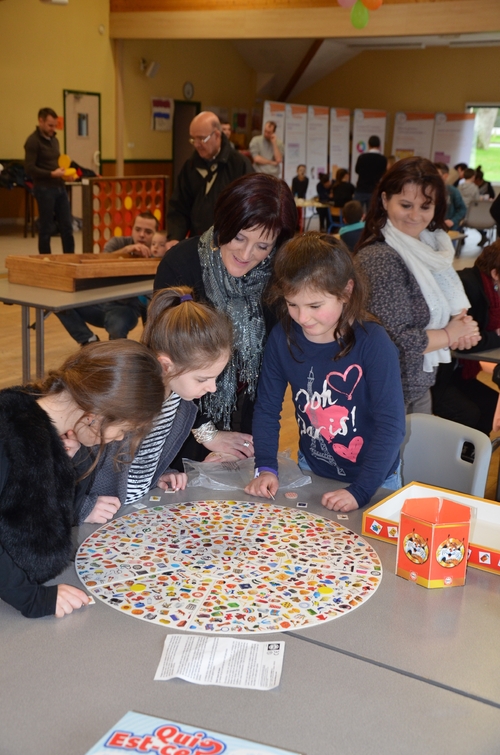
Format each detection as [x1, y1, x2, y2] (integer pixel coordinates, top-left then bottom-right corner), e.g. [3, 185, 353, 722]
[111, 0, 468, 9]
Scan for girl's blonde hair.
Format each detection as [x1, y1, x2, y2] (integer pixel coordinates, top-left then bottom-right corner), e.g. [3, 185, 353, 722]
[142, 286, 233, 377]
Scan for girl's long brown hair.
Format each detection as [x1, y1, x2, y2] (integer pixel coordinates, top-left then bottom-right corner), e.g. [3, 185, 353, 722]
[267, 233, 375, 360]
[33, 340, 165, 474]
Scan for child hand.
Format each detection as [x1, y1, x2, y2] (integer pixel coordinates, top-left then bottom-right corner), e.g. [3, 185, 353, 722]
[55, 584, 90, 618]
[245, 472, 279, 499]
[60, 429, 81, 458]
[321, 489, 359, 512]
[158, 472, 187, 491]
[84, 496, 121, 524]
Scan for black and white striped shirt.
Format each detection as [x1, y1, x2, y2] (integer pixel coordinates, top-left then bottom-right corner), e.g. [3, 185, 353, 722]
[125, 393, 182, 504]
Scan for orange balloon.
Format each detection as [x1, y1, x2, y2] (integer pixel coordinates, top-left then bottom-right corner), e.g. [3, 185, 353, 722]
[361, 0, 383, 8]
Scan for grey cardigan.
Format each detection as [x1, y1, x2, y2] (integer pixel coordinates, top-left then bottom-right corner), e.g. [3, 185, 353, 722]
[75, 399, 197, 523]
[356, 240, 434, 407]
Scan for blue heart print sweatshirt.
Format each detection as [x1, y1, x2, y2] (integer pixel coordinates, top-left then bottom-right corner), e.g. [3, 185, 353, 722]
[253, 320, 406, 507]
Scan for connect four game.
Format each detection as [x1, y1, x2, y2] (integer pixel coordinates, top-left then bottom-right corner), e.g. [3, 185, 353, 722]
[82, 175, 167, 253]
[76, 500, 382, 633]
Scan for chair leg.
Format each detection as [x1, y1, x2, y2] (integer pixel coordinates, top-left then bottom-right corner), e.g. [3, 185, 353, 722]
[492, 437, 500, 501]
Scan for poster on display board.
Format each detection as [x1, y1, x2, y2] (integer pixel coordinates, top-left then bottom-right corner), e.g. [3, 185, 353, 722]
[431, 112, 476, 167]
[329, 108, 351, 175]
[262, 100, 286, 142]
[151, 97, 174, 132]
[306, 105, 329, 199]
[391, 112, 435, 160]
[351, 109, 387, 183]
[284, 103, 308, 191]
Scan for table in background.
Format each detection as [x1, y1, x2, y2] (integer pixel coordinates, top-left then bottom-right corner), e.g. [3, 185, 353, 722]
[294, 198, 341, 232]
[0, 278, 154, 382]
[1, 475, 499, 755]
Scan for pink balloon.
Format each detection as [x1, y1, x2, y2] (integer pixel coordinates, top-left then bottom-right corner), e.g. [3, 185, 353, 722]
[337, 0, 357, 8]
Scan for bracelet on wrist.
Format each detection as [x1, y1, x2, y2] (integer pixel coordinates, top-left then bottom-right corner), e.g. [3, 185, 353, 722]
[191, 421, 219, 444]
[443, 327, 451, 348]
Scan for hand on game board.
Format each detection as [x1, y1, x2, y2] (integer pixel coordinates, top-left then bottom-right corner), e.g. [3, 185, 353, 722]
[60, 429, 81, 458]
[321, 488, 359, 512]
[245, 472, 279, 499]
[85, 496, 121, 524]
[157, 472, 187, 491]
[55, 584, 90, 618]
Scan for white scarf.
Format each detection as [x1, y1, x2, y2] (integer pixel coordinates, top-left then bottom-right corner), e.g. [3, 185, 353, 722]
[383, 219, 470, 372]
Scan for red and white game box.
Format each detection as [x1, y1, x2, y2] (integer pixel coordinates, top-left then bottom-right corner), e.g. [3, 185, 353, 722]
[362, 482, 500, 576]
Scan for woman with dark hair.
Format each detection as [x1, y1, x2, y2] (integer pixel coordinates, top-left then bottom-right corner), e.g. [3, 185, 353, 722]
[432, 240, 500, 434]
[355, 156, 480, 413]
[331, 168, 355, 208]
[154, 172, 297, 459]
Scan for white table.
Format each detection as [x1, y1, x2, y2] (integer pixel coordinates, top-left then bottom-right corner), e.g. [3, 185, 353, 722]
[0, 278, 154, 382]
[1, 476, 499, 754]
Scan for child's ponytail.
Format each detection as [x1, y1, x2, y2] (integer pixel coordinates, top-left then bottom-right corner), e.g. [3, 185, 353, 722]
[142, 287, 233, 375]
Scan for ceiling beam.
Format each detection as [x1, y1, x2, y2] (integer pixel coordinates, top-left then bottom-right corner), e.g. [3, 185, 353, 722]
[111, 0, 477, 10]
[110, 1, 500, 39]
[278, 39, 324, 102]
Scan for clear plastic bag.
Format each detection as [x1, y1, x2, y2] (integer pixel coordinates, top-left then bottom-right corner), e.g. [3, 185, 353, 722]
[184, 452, 311, 492]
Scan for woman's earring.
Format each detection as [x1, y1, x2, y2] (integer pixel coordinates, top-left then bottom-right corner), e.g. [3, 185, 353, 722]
[494, 282, 499, 293]
[87, 417, 96, 426]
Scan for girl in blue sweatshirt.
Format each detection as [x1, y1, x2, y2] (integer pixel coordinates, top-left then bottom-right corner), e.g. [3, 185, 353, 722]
[245, 232, 406, 512]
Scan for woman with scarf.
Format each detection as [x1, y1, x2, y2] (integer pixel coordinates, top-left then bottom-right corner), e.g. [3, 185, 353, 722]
[154, 172, 297, 460]
[355, 157, 480, 414]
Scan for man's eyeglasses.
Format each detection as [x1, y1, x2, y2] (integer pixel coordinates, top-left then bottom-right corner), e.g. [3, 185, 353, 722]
[189, 131, 216, 145]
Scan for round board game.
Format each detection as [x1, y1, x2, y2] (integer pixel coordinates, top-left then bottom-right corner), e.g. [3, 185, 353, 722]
[76, 500, 382, 634]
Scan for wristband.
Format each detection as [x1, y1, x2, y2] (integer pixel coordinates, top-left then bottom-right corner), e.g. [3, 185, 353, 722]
[255, 466, 279, 479]
[443, 327, 451, 348]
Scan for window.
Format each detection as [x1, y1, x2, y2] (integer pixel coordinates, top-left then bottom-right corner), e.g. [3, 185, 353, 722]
[466, 104, 500, 183]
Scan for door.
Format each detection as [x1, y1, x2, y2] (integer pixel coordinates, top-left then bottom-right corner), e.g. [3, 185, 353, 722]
[64, 90, 101, 173]
[173, 100, 201, 187]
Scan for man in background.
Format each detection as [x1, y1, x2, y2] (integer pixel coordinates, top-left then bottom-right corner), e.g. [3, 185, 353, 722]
[220, 120, 235, 148]
[166, 111, 252, 251]
[55, 211, 159, 345]
[354, 134, 387, 210]
[249, 121, 284, 178]
[24, 107, 75, 255]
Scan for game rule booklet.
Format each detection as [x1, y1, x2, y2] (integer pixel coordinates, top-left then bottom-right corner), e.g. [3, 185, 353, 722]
[84, 711, 302, 755]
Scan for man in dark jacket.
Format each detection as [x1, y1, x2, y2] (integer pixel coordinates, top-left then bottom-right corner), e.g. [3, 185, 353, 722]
[24, 107, 75, 255]
[165, 111, 252, 252]
[354, 134, 387, 211]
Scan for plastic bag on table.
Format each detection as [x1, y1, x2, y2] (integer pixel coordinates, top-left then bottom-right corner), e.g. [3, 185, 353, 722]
[183, 452, 311, 492]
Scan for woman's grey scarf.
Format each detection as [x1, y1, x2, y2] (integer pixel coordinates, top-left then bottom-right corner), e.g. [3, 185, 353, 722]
[198, 227, 274, 429]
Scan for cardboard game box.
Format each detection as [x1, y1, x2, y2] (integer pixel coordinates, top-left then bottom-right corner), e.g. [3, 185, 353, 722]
[396, 496, 470, 588]
[362, 482, 500, 576]
[84, 711, 302, 755]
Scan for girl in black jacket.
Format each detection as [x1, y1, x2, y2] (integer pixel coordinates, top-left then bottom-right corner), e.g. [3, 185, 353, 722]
[0, 340, 165, 619]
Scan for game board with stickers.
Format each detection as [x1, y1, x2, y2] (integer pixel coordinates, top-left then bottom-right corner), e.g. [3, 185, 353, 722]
[76, 500, 382, 633]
